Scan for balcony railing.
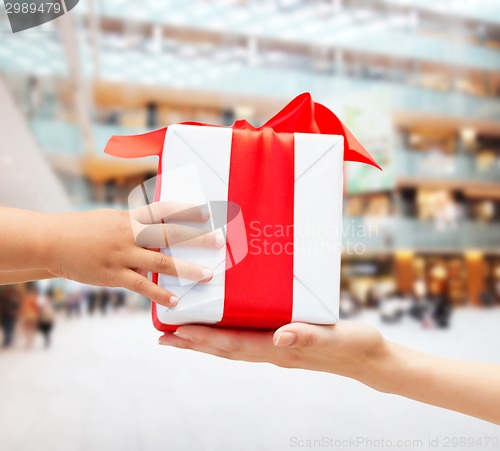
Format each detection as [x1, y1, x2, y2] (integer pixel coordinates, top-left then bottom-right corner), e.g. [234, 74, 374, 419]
[396, 149, 500, 182]
[30, 120, 500, 184]
[30, 120, 82, 155]
[29, 119, 149, 157]
[342, 216, 500, 252]
[87, 0, 500, 71]
[2, 32, 500, 122]
[92, 48, 500, 122]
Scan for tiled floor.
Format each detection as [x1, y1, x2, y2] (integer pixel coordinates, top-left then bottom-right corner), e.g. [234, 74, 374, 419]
[0, 308, 499, 451]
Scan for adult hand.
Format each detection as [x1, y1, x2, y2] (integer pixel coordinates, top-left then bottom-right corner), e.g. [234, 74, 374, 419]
[159, 320, 500, 425]
[159, 321, 389, 386]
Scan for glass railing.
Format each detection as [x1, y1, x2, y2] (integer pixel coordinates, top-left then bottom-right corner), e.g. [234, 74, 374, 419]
[29, 119, 150, 156]
[384, 0, 500, 26]
[3, 34, 499, 122]
[30, 119, 83, 155]
[342, 216, 500, 251]
[395, 218, 500, 249]
[396, 149, 500, 182]
[88, 0, 500, 71]
[30, 120, 500, 185]
[0, 32, 67, 76]
[95, 48, 500, 122]
[341, 217, 393, 253]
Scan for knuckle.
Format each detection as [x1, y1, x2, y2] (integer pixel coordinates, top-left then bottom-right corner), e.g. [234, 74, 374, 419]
[156, 253, 172, 271]
[133, 277, 148, 294]
[300, 331, 316, 348]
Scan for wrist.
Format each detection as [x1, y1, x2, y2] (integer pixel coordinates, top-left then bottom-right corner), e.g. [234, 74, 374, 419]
[357, 341, 428, 395]
[35, 213, 62, 273]
[353, 340, 407, 393]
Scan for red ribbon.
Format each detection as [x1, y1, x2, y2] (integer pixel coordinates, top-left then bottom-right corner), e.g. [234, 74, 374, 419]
[105, 93, 381, 331]
[220, 128, 295, 329]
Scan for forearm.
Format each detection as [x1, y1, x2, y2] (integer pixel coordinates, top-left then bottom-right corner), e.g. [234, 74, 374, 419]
[0, 207, 55, 271]
[362, 342, 500, 425]
[0, 269, 55, 284]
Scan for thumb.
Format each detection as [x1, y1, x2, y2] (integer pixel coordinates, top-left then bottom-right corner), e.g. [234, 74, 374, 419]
[273, 322, 334, 348]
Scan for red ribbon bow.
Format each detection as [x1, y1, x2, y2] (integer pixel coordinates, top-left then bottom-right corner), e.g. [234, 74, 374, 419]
[105, 92, 380, 170]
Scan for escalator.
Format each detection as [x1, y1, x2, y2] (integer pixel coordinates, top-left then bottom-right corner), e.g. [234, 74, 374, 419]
[0, 77, 72, 213]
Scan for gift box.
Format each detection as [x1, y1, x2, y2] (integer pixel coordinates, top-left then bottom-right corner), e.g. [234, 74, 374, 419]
[105, 93, 379, 331]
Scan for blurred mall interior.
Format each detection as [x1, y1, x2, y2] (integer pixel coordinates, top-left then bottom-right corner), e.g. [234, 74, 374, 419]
[1, 0, 500, 314]
[2, 1, 500, 449]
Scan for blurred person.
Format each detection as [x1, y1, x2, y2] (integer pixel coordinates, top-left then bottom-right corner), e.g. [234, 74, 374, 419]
[106, 288, 126, 312]
[65, 291, 83, 318]
[479, 287, 495, 307]
[25, 76, 42, 119]
[428, 281, 452, 329]
[88, 288, 111, 316]
[379, 290, 407, 323]
[339, 289, 361, 319]
[99, 289, 111, 315]
[37, 289, 55, 349]
[0, 204, 223, 307]
[431, 291, 452, 329]
[408, 279, 432, 327]
[434, 191, 458, 231]
[114, 289, 126, 310]
[87, 289, 97, 316]
[19, 282, 39, 349]
[161, 321, 500, 425]
[365, 285, 380, 308]
[62, 280, 86, 318]
[0, 285, 20, 348]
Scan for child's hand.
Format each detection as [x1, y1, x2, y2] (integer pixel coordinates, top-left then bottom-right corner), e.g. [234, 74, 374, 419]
[45, 202, 223, 307]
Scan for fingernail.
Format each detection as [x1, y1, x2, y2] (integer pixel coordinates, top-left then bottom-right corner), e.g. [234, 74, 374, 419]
[158, 336, 169, 346]
[169, 296, 179, 307]
[215, 230, 225, 247]
[201, 268, 213, 280]
[174, 330, 192, 341]
[200, 204, 210, 220]
[274, 332, 296, 347]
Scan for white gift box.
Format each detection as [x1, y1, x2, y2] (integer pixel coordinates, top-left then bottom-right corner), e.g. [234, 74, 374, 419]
[154, 124, 344, 328]
[105, 93, 380, 331]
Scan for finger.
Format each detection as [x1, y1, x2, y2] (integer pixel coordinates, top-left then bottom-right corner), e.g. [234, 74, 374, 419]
[134, 250, 214, 282]
[273, 322, 335, 348]
[133, 202, 210, 224]
[119, 269, 179, 307]
[172, 325, 275, 354]
[135, 223, 225, 249]
[159, 333, 230, 358]
[158, 333, 269, 363]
